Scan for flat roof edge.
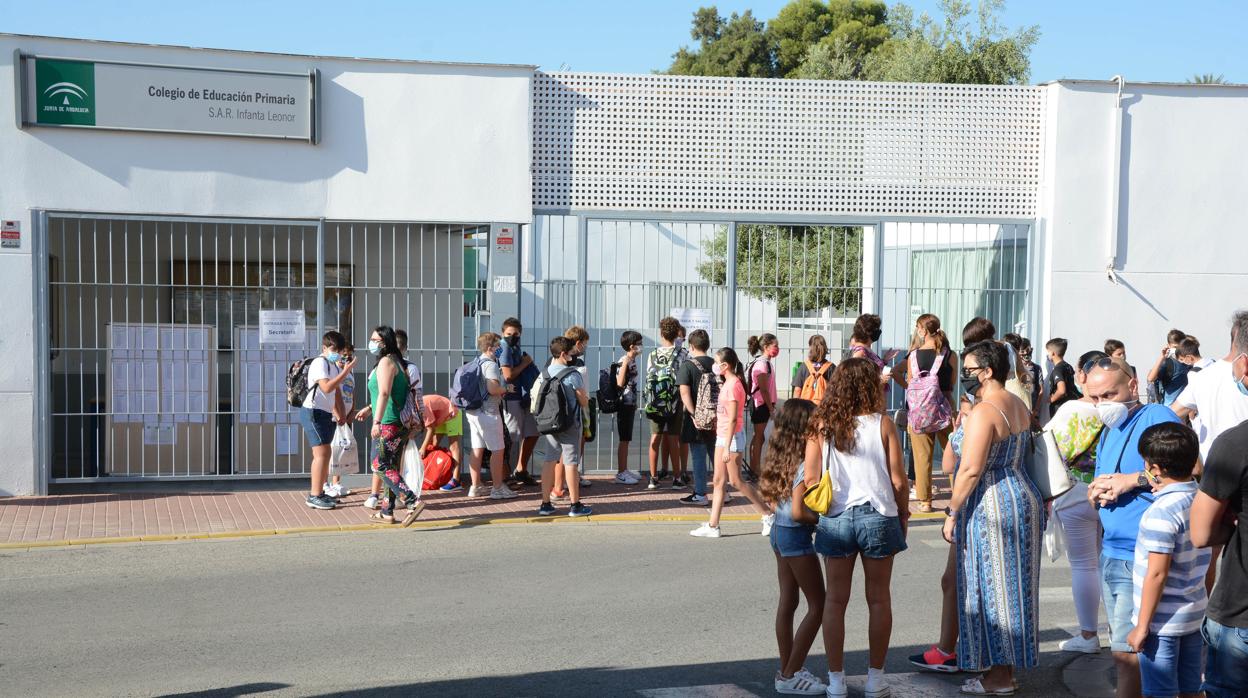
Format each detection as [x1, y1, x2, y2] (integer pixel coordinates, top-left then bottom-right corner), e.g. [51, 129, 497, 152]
[0, 32, 538, 71]
[1042, 78, 1247, 89]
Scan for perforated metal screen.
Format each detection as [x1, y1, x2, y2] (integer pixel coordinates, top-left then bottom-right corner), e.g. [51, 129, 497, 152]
[533, 73, 1045, 218]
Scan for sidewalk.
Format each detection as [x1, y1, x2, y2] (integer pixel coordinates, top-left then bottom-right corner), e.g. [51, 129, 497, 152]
[0, 474, 951, 548]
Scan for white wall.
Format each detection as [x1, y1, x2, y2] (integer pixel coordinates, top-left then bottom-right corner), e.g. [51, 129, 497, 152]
[1041, 81, 1248, 367]
[0, 35, 534, 494]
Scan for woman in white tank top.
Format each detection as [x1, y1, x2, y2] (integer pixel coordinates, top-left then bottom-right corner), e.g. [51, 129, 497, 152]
[803, 358, 910, 698]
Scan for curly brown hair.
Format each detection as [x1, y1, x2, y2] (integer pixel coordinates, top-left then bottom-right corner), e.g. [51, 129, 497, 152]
[759, 399, 817, 507]
[809, 357, 882, 453]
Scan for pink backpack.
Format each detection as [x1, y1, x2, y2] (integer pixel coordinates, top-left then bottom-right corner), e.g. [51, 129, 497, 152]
[906, 350, 952, 434]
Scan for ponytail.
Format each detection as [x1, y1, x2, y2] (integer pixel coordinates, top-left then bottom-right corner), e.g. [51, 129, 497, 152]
[747, 336, 761, 357]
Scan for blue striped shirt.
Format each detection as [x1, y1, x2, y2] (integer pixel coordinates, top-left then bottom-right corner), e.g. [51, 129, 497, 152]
[1131, 481, 1211, 636]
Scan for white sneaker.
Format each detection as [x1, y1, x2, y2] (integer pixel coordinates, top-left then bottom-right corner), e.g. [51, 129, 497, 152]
[864, 673, 890, 698]
[615, 470, 640, 485]
[690, 523, 721, 538]
[580, 477, 593, 488]
[1059, 634, 1101, 654]
[761, 513, 775, 536]
[362, 495, 380, 510]
[776, 669, 826, 695]
[824, 672, 847, 698]
[467, 485, 485, 498]
[490, 485, 518, 500]
[323, 482, 340, 498]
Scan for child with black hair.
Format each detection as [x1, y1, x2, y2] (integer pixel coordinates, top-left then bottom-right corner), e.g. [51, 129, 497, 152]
[1046, 338, 1080, 413]
[1126, 422, 1211, 698]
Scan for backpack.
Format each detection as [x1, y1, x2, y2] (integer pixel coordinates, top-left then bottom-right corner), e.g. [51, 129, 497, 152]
[420, 446, 456, 490]
[534, 367, 578, 435]
[642, 349, 679, 421]
[286, 356, 323, 407]
[449, 357, 489, 411]
[798, 361, 832, 403]
[691, 359, 719, 431]
[905, 350, 952, 434]
[396, 358, 427, 432]
[744, 355, 772, 400]
[598, 363, 622, 414]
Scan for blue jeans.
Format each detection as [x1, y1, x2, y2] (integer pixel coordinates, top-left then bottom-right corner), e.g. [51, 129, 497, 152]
[1138, 631, 1203, 697]
[1202, 617, 1248, 698]
[814, 504, 907, 559]
[1099, 553, 1135, 653]
[689, 440, 708, 496]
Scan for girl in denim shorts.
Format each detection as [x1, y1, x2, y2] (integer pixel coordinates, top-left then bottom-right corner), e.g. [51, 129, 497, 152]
[759, 398, 826, 696]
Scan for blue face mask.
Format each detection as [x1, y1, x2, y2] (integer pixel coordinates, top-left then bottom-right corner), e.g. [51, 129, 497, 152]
[1234, 355, 1248, 397]
[492, 347, 503, 360]
[368, 341, 381, 356]
[327, 352, 342, 363]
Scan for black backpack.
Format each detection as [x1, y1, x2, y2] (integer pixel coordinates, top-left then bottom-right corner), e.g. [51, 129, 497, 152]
[285, 356, 321, 407]
[598, 363, 622, 414]
[534, 367, 578, 435]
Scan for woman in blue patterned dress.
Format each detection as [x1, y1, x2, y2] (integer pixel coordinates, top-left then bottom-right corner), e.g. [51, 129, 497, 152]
[941, 341, 1044, 695]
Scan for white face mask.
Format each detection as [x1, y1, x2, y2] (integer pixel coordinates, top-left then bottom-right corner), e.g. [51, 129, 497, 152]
[712, 362, 725, 377]
[1097, 400, 1136, 429]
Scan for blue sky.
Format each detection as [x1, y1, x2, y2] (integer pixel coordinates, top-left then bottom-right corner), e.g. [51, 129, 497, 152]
[1, 0, 1243, 83]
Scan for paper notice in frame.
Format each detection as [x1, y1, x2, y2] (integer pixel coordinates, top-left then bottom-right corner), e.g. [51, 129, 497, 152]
[492, 275, 517, 294]
[1, 221, 19, 249]
[258, 310, 306, 345]
[669, 307, 713, 336]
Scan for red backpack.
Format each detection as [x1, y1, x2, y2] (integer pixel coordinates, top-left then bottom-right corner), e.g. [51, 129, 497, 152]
[421, 447, 456, 490]
[905, 350, 952, 434]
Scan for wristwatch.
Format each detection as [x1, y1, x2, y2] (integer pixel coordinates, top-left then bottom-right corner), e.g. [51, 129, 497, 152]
[1136, 471, 1150, 489]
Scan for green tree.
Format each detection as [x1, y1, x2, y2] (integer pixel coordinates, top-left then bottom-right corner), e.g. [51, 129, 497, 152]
[668, 8, 774, 77]
[1187, 73, 1227, 84]
[697, 225, 863, 314]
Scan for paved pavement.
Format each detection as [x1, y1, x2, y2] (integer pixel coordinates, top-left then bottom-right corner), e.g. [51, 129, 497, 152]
[0, 473, 955, 546]
[0, 518, 1110, 697]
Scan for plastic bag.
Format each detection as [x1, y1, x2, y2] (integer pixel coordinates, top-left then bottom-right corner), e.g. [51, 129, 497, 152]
[328, 425, 358, 477]
[400, 439, 424, 498]
[1044, 507, 1067, 563]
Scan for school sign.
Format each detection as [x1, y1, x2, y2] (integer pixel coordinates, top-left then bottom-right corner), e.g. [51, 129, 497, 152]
[20, 55, 319, 142]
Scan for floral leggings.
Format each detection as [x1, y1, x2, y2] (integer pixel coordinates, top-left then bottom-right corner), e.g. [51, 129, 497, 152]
[372, 423, 413, 516]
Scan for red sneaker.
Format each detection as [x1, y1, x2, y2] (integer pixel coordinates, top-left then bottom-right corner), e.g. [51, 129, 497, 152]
[908, 644, 960, 673]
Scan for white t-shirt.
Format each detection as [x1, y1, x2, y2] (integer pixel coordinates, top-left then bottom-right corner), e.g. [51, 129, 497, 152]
[824, 413, 897, 517]
[303, 356, 341, 412]
[1173, 359, 1248, 460]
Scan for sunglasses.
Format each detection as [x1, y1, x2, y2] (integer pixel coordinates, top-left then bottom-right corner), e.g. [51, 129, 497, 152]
[1081, 357, 1121, 374]
[961, 366, 988, 378]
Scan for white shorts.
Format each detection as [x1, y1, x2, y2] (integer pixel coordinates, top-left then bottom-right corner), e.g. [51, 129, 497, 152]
[502, 400, 539, 440]
[466, 408, 505, 452]
[715, 429, 747, 454]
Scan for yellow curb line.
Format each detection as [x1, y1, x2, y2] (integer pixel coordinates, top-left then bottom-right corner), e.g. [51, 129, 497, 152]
[0, 511, 951, 549]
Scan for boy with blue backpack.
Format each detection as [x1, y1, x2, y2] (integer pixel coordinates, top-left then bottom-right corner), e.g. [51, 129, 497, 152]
[452, 332, 517, 500]
[499, 317, 541, 487]
[535, 336, 592, 517]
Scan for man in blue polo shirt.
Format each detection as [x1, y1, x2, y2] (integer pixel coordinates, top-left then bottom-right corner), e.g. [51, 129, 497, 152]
[1083, 356, 1181, 698]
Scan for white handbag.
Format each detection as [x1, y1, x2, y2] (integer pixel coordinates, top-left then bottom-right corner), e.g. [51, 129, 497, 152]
[1027, 429, 1074, 501]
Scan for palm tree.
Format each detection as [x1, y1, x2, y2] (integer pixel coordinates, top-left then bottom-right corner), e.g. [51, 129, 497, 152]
[1187, 73, 1228, 84]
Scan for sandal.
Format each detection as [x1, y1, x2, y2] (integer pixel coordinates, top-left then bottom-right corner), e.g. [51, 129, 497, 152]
[960, 677, 1015, 695]
[401, 502, 426, 527]
[369, 512, 395, 524]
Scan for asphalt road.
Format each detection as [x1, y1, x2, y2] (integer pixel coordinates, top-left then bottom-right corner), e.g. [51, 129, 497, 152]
[0, 519, 1088, 697]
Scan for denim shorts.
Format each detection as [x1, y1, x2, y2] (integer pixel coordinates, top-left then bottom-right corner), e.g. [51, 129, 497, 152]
[1202, 617, 1248, 698]
[770, 523, 816, 558]
[1099, 553, 1135, 653]
[299, 407, 335, 447]
[814, 504, 907, 559]
[1138, 631, 1203, 697]
[715, 429, 747, 453]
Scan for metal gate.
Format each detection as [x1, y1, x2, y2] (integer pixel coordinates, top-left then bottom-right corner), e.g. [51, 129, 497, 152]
[37, 212, 489, 482]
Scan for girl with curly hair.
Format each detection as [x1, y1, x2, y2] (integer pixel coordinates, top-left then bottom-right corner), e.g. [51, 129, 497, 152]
[804, 358, 909, 698]
[759, 398, 827, 696]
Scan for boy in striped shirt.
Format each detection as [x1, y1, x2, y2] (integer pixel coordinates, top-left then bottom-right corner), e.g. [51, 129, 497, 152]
[1127, 422, 1211, 698]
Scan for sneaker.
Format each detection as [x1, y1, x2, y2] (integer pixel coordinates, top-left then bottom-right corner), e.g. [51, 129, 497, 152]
[440, 479, 462, 492]
[679, 494, 710, 506]
[490, 485, 519, 500]
[323, 482, 340, 498]
[908, 644, 959, 673]
[550, 488, 565, 500]
[401, 502, 426, 527]
[568, 502, 593, 517]
[579, 477, 593, 488]
[615, 470, 640, 485]
[537, 502, 557, 516]
[689, 523, 721, 538]
[761, 513, 775, 536]
[825, 672, 848, 698]
[1058, 634, 1101, 654]
[647, 478, 660, 491]
[864, 672, 890, 698]
[467, 485, 485, 498]
[362, 494, 380, 510]
[658, 469, 670, 480]
[671, 476, 688, 490]
[305, 494, 335, 510]
[508, 472, 539, 488]
[775, 670, 826, 696]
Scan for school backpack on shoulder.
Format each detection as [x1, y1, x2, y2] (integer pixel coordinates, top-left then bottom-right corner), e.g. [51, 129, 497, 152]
[449, 357, 488, 411]
[798, 361, 832, 403]
[534, 367, 578, 435]
[691, 360, 719, 431]
[396, 359, 427, 432]
[642, 350, 679, 421]
[744, 355, 772, 400]
[905, 350, 952, 434]
[597, 363, 622, 414]
[285, 356, 320, 407]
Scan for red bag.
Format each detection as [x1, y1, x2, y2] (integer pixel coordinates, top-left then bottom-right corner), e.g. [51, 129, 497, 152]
[421, 447, 456, 490]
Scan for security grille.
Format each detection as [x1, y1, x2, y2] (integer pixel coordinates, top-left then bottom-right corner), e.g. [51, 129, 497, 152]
[533, 72, 1044, 218]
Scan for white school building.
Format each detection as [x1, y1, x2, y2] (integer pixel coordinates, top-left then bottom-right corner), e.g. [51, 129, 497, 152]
[2, 33, 1245, 495]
